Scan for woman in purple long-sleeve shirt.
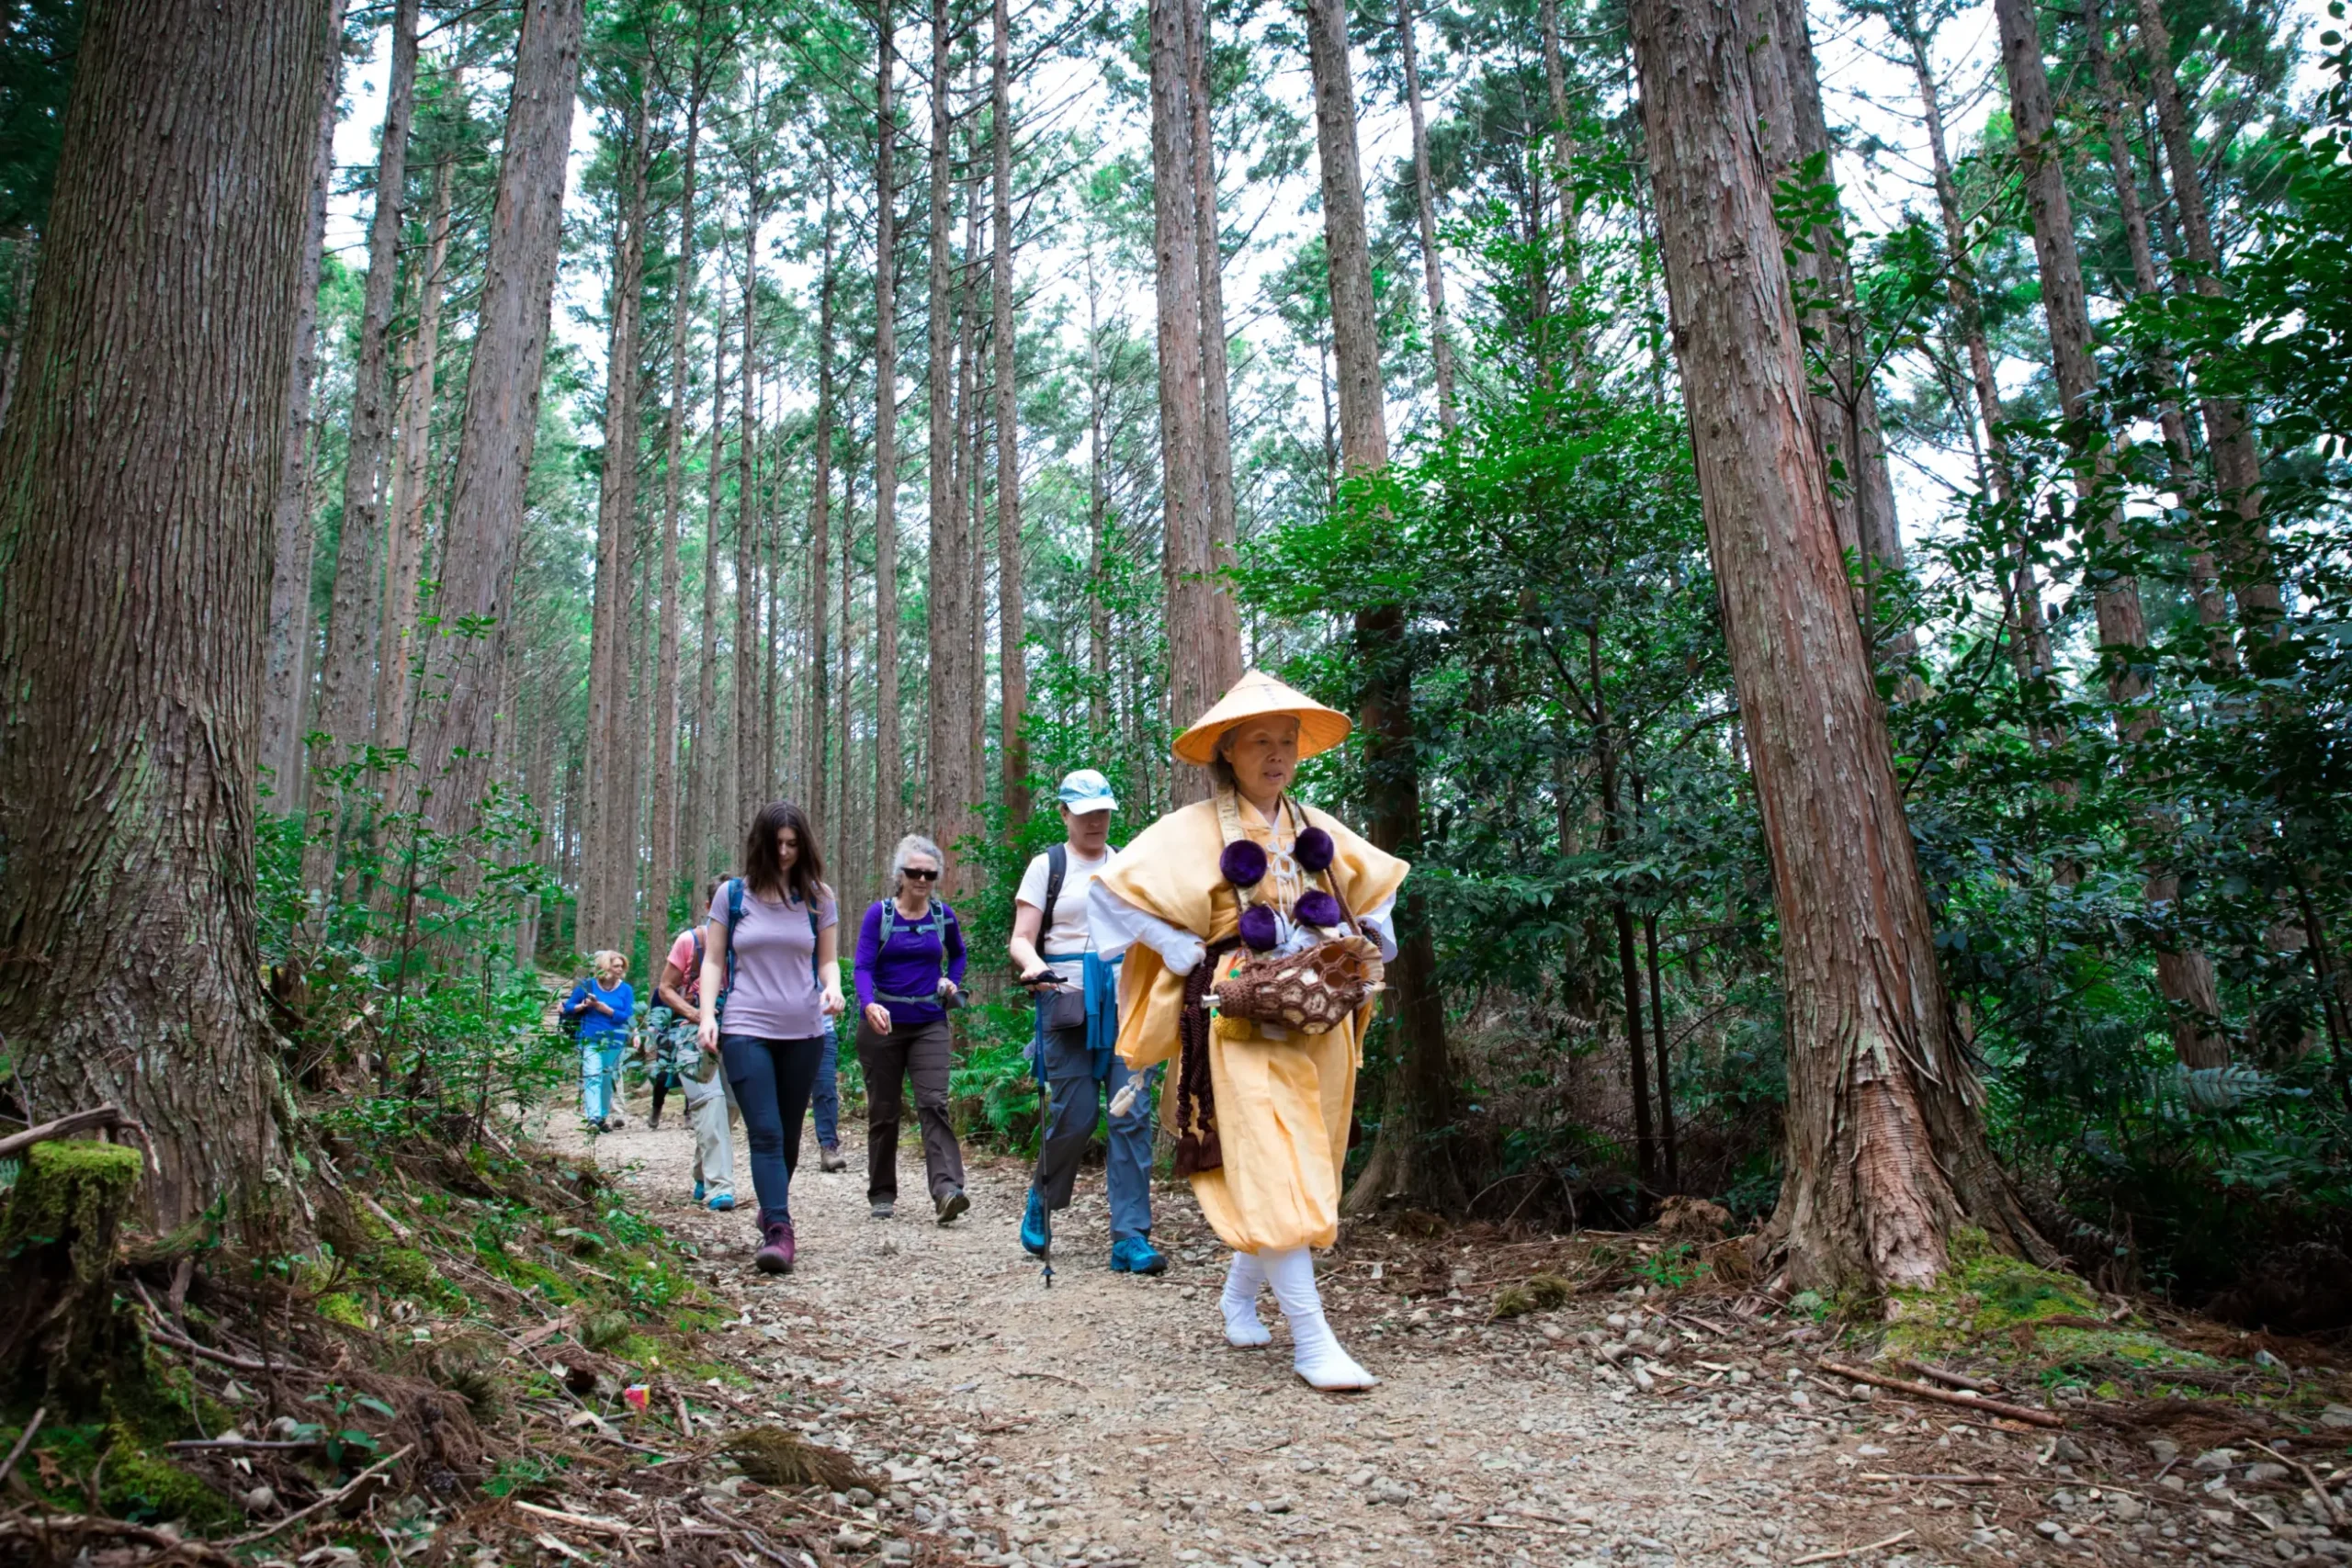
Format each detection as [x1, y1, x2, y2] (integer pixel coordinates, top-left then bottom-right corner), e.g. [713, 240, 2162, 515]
[854, 833, 971, 1224]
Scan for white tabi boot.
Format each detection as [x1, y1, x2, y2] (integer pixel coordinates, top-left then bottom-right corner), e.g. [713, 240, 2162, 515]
[1261, 1245, 1377, 1391]
[1221, 1250, 1272, 1348]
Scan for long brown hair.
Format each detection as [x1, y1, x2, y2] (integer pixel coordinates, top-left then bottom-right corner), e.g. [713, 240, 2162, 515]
[743, 799, 829, 908]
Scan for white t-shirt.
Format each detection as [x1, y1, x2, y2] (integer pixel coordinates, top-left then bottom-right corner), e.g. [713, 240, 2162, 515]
[1015, 845, 1116, 960]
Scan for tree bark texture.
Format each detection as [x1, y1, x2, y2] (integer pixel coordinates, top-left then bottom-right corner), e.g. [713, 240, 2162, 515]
[1187, 0, 1244, 697]
[583, 96, 649, 954]
[2132, 0, 2280, 636]
[262, 2, 347, 807]
[1149, 0, 1219, 801]
[1303, 0, 1459, 1213]
[411, 0, 584, 852]
[1996, 0, 2227, 1068]
[992, 0, 1029, 835]
[1398, 0, 1456, 433]
[693, 309, 728, 880]
[926, 0, 977, 891]
[1748, 0, 1905, 641]
[874, 8, 905, 862]
[0, 0, 334, 1231]
[734, 197, 763, 834]
[312, 0, 421, 781]
[647, 78, 704, 977]
[1632, 0, 2046, 1289]
[377, 147, 456, 759]
[808, 174, 838, 858]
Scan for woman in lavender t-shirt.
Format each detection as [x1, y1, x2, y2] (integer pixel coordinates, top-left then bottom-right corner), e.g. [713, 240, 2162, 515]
[696, 799, 847, 1273]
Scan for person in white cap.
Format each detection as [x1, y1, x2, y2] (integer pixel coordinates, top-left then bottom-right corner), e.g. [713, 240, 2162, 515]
[1007, 768, 1165, 1275]
[1087, 671, 1405, 1391]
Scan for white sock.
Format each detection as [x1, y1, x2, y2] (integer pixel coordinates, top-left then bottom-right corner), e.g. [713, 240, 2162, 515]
[1220, 1250, 1272, 1348]
[1261, 1245, 1376, 1391]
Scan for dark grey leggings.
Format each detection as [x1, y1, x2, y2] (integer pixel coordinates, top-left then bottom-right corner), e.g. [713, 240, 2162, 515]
[720, 1033, 823, 1224]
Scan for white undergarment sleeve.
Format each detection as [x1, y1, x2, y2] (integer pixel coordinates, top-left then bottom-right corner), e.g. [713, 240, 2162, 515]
[1087, 879, 1204, 973]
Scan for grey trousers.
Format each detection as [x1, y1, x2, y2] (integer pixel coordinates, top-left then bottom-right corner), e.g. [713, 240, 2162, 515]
[856, 1015, 966, 1203]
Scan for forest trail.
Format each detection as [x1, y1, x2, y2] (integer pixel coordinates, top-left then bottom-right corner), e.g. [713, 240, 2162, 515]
[550, 1106, 2077, 1568]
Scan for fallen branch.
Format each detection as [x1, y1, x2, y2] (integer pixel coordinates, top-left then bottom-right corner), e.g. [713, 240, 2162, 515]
[220, 1442, 413, 1545]
[1789, 1529, 1915, 1565]
[1903, 1360, 2001, 1394]
[1818, 1361, 2064, 1428]
[0, 1512, 236, 1565]
[2248, 1443, 2347, 1528]
[1856, 1472, 1998, 1485]
[0, 1105, 135, 1162]
[0, 1407, 45, 1488]
[165, 1438, 324, 1452]
[140, 1314, 280, 1374]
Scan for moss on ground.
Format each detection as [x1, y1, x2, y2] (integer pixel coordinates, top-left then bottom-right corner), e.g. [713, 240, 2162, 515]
[1873, 1228, 2221, 1385]
[317, 1291, 370, 1329]
[97, 1422, 238, 1529]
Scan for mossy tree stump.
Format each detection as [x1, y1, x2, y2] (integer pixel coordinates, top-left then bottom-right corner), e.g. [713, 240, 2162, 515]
[0, 1138, 145, 1412]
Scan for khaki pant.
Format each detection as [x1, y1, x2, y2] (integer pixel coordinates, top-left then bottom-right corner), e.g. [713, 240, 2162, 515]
[685, 1067, 738, 1201]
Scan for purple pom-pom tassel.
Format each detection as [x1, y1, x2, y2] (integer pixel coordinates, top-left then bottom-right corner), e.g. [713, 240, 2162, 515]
[1295, 889, 1343, 930]
[1221, 840, 1268, 888]
[1238, 903, 1282, 952]
[1295, 827, 1336, 873]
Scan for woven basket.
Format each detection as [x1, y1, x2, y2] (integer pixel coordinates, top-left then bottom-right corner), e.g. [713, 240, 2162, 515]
[1212, 935, 1385, 1035]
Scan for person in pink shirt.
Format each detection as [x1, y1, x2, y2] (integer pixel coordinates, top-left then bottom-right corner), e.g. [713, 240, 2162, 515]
[655, 878, 736, 1212]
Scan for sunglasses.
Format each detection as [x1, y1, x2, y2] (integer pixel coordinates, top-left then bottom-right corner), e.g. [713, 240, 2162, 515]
[901, 866, 939, 881]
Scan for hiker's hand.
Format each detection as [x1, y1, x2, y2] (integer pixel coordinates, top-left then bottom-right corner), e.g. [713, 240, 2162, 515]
[820, 984, 846, 1018]
[864, 1002, 893, 1035]
[698, 1012, 719, 1053]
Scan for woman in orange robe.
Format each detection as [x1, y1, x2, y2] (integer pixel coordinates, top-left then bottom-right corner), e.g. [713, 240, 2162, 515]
[1091, 671, 1406, 1390]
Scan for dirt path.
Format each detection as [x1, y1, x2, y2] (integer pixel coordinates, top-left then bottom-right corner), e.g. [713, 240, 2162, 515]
[550, 1098, 2198, 1568]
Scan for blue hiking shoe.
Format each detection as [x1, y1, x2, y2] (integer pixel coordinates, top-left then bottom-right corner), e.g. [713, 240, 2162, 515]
[1110, 1235, 1168, 1276]
[707, 1192, 736, 1213]
[693, 1179, 707, 1203]
[1020, 1188, 1051, 1259]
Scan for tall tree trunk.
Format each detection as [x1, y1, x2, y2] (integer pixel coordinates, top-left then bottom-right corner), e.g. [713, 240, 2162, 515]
[2132, 0, 2281, 637]
[1747, 0, 1905, 645]
[960, 153, 988, 829]
[926, 0, 975, 888]
[647, 75, 705, 979]
[1085, 246, 1112, 738]
[808, 172, 838, 855]
[733, 197, 762, 831]
[693, 296, 728, 879]
[0, 0, 333, 1230]
[585, 97, 649, 953]
[2085, 6, 2232, 654]
[410, 0, 584, 856]
[874, 5, 904, 862]
[992, 0, 1029, 832]
[1302, 0, 1459, 1214]
[1149, 0, 1220, 801]
[1397, 0, 1456, 432]
[1187, 0, 1243, 694]
[1894, 0, 2055, 693]
[312, 0, 421, 796]
[1995, 0, 2228, 1068]
[263, 1, 348, 809]
[1631, 0, 2047, 1290]
[377, 144, 457, 757]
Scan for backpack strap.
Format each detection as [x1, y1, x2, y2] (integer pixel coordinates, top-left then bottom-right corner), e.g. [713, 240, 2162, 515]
[1037, 842, 1069, 953]
[715, 876, 746, 1017]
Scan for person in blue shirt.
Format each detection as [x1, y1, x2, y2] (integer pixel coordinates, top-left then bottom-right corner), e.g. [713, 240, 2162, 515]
[562, 949, 636, 1132]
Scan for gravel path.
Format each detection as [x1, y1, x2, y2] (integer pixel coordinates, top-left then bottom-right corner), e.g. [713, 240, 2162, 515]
[552, 1100, 2269, 1568]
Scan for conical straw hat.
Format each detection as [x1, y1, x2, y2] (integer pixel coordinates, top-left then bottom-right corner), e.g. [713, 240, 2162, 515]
[1173, 669, 1353, 766]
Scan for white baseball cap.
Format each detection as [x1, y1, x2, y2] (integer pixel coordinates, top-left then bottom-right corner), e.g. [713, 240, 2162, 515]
[1057, 769, 1118, 813]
